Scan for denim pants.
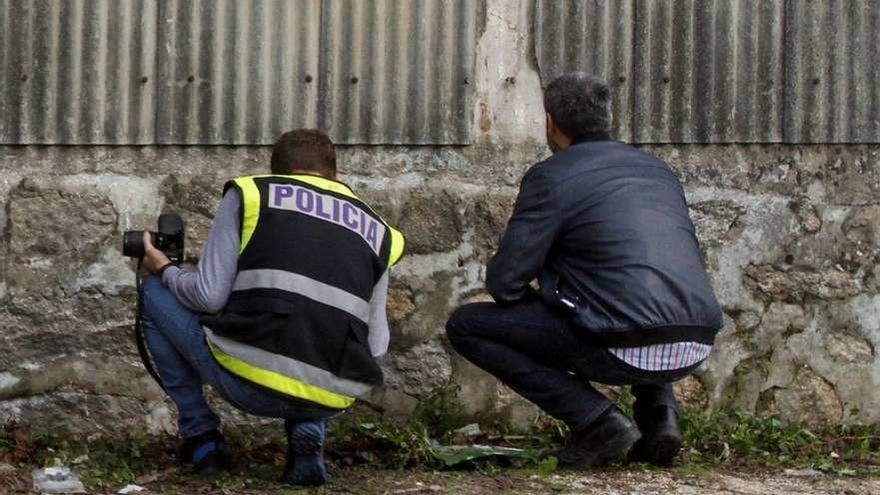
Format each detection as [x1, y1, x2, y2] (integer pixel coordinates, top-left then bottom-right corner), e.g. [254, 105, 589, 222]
[446, 298, 695, 431]
[139, 277, 335, 438]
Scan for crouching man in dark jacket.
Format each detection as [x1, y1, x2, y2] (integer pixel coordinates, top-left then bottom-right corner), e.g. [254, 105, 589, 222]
[446, 72, 723, 468]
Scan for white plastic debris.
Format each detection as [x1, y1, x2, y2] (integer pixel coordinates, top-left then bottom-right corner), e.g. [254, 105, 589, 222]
[118, 484, 146, 494]
[31, 466, 86, 494]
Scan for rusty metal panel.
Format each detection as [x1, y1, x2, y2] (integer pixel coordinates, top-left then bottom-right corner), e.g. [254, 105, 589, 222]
[317, 0, 478, 145]
[155, 0, 321, 144]
[535, 0, 635, 142]
[0, 0, 157, 144]
[631, 0, 784, 143]
[784, 0, 880, 143]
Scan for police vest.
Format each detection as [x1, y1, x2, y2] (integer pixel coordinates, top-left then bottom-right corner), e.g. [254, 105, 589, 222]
[202, 174, 405, 409]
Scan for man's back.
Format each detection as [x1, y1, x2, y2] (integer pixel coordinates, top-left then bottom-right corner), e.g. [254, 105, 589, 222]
[488, 139, 722, 344]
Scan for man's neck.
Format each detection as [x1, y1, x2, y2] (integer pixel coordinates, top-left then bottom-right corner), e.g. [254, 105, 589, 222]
[571, 131, 613, 145]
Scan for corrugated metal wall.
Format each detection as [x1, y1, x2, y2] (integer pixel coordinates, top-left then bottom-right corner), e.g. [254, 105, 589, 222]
[1, 0, 478, 145]
[535, 0, 879, 144]
[631, 0, 784, 143]
[155, 0, 322, 144]
[4, 1, 878, 145]
[317, 0, 477, 145]
[535, 0, 634, 141]
[784, 0, 880, 143]
[0, 0, 157, 144]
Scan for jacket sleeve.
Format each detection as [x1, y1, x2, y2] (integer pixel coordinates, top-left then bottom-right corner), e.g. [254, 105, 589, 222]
[486, 166, 563, 303]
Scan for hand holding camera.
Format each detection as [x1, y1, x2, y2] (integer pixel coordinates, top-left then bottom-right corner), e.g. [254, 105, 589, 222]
[141, 232, 173, 275]
[122, 213, 186, 272]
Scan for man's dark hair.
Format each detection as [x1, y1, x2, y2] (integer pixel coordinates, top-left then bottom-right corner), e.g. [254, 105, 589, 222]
[271, 129, 337, 177]
[543, 72, 611, 139]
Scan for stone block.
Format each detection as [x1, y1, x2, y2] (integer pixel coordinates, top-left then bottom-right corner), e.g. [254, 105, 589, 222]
[674, 375, 708, 410]
[468, 191, 516, 259]
[690, 200, 745, 248]
[756, 366, 843, 426]
[390, 340, 453, 398]
[395, 188, 465, 255]
[6, 179, 117, 288]
[825, 332, 875, 364]
[743, 264, 861, 303]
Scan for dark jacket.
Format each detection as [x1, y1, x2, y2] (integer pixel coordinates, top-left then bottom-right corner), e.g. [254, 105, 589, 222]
[486, 135, 723, 347]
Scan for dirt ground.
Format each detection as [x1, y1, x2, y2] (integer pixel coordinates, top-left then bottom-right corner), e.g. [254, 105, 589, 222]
[4, 464, 880, 495]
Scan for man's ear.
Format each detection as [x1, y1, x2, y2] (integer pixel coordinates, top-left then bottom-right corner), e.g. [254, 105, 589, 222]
[546, 112, 556, 133]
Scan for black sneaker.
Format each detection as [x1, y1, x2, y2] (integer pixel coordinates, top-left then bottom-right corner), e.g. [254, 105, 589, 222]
[280, 419, 329, 487]
[557, 406, 641, 470]
[177, 430, 232, 475]
[629, 406, 682, 467]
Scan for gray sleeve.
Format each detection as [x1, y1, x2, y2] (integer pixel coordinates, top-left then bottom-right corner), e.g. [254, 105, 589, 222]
[162, 190, 241, 313]
[367, 270, 391, 357]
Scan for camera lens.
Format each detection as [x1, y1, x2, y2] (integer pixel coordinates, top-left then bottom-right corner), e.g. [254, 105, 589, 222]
[123, 231, 146, 258]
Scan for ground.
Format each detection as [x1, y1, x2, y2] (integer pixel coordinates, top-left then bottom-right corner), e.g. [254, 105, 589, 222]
[3, 463, 880, 494]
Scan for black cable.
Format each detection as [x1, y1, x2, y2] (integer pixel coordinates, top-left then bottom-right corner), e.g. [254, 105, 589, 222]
[135, 259, 167, 393]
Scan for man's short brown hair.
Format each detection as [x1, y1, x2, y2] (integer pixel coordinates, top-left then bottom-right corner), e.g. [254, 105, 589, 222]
[271, 129, 337, 177]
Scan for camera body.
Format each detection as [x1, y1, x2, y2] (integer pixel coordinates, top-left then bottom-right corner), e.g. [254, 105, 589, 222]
[123, 213, 185, 265]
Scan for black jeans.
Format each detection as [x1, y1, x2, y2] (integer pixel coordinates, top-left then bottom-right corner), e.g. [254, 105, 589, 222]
[446, 299, 695, 431]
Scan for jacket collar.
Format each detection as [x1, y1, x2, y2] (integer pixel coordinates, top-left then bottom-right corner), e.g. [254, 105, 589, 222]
[571, 131, 613, 145]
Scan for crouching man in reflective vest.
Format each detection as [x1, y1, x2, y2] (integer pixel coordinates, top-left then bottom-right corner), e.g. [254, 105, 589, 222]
[138, 129, 405, 486]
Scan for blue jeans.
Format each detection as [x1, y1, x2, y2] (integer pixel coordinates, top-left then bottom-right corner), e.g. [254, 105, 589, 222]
[139, 277, 335, 438]
[446, 298, 694, 431]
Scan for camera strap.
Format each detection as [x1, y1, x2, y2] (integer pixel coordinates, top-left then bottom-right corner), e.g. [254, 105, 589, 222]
[135, 260, 167, 393]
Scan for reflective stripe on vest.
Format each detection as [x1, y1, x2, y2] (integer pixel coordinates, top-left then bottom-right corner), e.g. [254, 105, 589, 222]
[233, 269, 370, 323]
[205, 328, 367, 409]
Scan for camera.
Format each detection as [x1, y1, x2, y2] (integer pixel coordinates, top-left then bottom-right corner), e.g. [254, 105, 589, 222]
[123, 213, 186, 265]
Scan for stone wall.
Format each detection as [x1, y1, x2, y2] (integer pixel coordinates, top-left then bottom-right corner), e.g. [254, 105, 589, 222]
[1, 0, 878, 435]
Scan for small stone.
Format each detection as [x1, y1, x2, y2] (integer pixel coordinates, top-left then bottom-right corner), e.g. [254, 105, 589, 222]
[784, 468, 823, 477]
[32, 466, 86, 494]
[387, 286, 416, 323]
[453, 423, 482, 438]
[791, 196, 823, 233]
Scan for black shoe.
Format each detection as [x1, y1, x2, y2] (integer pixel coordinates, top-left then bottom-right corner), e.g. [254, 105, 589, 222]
[281, 419, 329, 487]
[629, 406, 682, 467]
[177, 430, 232, 475]
[557, 406, 641, 470]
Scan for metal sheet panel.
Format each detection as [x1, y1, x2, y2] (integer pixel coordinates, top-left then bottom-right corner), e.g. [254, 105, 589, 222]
[535, 0, 635, 142]
[155, 0, 322, 144]
[0, 0, 157, 144]
[784, 0, 880, 143]
[317, 0, 477, 145]
[631, 0, 784, 143]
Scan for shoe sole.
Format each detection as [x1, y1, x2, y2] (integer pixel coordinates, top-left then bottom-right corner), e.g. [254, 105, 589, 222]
[558, 425, 642, 470]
